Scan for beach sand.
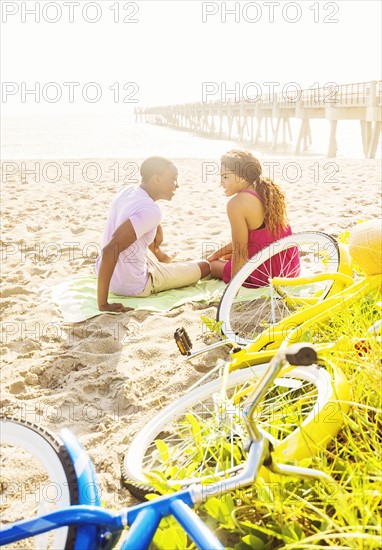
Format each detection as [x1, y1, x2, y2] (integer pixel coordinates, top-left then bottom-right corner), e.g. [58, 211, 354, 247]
[1, 156, 381, 533]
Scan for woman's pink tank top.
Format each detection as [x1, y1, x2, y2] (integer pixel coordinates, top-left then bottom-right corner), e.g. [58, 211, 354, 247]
[222, 189, 301, 286]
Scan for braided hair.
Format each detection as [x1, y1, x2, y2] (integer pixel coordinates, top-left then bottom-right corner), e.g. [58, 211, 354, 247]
[221, 149, 288, 237]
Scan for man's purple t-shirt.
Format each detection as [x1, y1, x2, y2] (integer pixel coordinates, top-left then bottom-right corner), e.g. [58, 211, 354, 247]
[95, 186, 161, 296]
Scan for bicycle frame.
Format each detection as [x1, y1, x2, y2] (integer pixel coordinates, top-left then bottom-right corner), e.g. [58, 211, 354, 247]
[0, 345, 335, 550]
[0, 424, 226, 550]
[3, 445, 287, 550]
[177, 271, 381, 365]
[269, 271, 354, 308]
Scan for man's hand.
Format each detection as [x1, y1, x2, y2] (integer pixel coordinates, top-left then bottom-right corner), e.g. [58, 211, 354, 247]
[155, 248, 176, 263]
[98, 302, 131, 313]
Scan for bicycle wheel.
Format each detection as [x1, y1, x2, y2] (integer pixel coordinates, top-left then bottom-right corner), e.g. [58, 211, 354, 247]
[217, 232, 341, 348]
[0, 417, 79, 549]
[123, 362, 349, 487]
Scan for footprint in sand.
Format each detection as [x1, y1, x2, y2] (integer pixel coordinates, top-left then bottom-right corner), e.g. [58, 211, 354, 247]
[0, 299, 12, 311]
[9, 380, 26, 394]
[26, 224, 43, 232]
[24, 372, 39, 386]
[30, 266, 50, 276]
[0, 286, 31, 298]
[12, 339, 42, 358]
[38, 357, 87, 390]
[70, 226, 85, 235]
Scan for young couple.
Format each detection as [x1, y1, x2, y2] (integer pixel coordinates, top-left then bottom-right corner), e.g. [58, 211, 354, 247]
[96, 150, 299, 313]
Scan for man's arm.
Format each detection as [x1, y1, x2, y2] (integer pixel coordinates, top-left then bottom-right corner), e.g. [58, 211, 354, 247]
[97, 219, 137, 312]
[153, 224, 164, 248]
[148, 225, 173, 263]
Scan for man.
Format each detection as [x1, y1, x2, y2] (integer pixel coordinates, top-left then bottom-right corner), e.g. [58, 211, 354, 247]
[96, 156, 210, 312]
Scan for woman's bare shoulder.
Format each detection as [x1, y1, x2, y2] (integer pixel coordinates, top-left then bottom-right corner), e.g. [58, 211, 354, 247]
[227, 193, 247, 208]
[227, 192, 261, 211]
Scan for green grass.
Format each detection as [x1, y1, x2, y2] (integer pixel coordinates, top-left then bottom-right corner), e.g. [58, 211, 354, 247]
[145, 287, 382, 549]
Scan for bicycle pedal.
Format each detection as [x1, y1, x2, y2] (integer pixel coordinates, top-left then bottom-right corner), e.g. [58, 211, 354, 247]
[174, 327, 192, 356]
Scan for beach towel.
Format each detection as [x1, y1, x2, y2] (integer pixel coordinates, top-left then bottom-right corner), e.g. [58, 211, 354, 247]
[50, 276, 228, 324]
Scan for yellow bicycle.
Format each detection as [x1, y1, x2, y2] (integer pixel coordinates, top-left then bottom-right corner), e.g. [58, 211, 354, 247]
[123, 220, 380, 489]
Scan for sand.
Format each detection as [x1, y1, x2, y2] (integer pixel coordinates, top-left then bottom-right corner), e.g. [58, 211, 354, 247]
[1, 156, 381, 528]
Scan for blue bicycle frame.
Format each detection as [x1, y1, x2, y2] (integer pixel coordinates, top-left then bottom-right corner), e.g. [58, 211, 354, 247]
[0, 426, 225, 549]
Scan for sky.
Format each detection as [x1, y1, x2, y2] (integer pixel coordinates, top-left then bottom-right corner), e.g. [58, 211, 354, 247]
[1, 0, 381, 114]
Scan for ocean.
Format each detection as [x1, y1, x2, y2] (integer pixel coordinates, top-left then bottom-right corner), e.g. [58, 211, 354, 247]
[1, 113, 380, 160]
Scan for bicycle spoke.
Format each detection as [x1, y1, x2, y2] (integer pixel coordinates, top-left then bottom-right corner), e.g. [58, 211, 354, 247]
[138, 373, 319, 480]
[218, 233, 341, 346]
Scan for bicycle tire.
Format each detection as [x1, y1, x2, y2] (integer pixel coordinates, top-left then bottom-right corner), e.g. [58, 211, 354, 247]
[0, 416, 79, 549]
[217, 232, 341, 347]
[123, 362, 349, 487]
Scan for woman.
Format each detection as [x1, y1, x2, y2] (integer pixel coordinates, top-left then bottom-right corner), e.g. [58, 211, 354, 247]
[207, 149, 300, 287]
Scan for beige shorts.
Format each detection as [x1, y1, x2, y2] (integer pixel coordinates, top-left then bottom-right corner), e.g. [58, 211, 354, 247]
[135, 257, 202, 297]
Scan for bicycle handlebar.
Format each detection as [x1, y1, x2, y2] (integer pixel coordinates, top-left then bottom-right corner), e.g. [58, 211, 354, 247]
[242, 343, 317, 441]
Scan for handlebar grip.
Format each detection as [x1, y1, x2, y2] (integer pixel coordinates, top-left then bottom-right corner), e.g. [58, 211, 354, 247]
[285, 343, 317, 366]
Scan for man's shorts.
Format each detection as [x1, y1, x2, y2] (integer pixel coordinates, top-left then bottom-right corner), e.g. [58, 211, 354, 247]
[135, 257, 202, 297]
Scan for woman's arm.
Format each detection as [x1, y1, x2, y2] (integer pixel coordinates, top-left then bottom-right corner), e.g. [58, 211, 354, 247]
[97, 219, 137, 312]
[206, 242, 233, 262]
[227, 200, 249, 279]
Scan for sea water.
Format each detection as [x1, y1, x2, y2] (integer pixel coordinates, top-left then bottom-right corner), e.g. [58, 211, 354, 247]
[1, 113, 380, 160]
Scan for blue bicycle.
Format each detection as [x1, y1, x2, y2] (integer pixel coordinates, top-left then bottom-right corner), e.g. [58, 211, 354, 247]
[0, 344, 341, 550]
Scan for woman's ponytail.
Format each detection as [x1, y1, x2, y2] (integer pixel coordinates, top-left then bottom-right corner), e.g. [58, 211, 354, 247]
[256, 176, 288, 237]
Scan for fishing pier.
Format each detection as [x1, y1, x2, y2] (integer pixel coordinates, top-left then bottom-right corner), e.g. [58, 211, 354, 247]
[135, 81, 382, 158]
